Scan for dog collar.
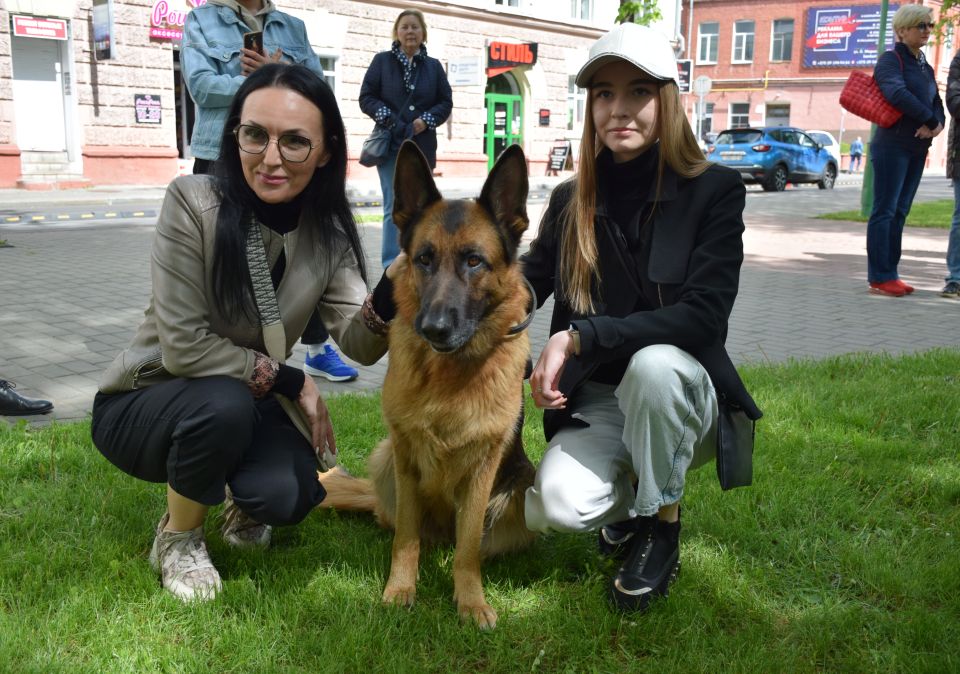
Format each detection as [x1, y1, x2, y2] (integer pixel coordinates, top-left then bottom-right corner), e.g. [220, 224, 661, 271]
[507, 277, 537, 336]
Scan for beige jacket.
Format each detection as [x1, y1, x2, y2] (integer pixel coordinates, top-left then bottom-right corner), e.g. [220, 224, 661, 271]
[99, 175, 387, 394]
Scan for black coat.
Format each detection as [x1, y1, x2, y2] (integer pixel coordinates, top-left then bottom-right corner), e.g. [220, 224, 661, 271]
[522, 162, 762, 441]
[358, 50, 452, 168]
[874, 42, 945, 153]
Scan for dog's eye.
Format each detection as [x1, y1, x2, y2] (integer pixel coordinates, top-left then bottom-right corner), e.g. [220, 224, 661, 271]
[466, 255, 483, 268]
[417, 253, 432, 267]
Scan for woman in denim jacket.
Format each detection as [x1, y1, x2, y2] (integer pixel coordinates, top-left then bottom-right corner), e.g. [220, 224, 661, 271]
[866, 4, 945, 297]
[181, 0, 322, 172]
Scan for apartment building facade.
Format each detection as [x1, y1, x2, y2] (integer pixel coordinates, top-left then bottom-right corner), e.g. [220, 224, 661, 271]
[0, 0, 658, 188]
[680, 0, 952, 169]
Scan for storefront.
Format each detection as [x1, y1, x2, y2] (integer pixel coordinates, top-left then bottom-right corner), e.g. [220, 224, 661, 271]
[0, 0, 619, 188]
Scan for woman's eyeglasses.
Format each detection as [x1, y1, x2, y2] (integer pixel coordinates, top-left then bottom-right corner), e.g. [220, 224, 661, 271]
[233, 124, 319, 163]
[913, 22, 934, 31]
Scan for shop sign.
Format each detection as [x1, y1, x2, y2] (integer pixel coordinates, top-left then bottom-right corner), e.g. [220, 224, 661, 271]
[93, 0, 116, 60]
[150, 0, 207, 41]
[803, 4, 899, 68]
[676, 59, 692, 94]
[12, 15, 68, 40]
[135, 93, 162, 124]
[538, 108, 550, 127]
[448, 56, 483, 87]
[487, 41, 537, 78]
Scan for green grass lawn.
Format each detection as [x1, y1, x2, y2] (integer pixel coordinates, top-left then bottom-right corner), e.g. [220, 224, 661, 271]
[817, 199, 953, 228]
[2, 349, 959, 673]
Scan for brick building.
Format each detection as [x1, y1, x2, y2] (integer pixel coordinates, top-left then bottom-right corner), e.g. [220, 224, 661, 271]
[0, 0, 644, 189]
[680, 0, 953, 170]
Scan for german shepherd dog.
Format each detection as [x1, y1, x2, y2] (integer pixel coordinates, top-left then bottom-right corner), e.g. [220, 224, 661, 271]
[320, 141, 535, 629]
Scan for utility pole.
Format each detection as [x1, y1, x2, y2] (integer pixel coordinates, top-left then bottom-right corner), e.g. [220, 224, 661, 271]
[860, 0, 890, 218]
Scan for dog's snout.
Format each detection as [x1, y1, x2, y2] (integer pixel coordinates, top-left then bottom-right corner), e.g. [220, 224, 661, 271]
[419, 305, 458, 346]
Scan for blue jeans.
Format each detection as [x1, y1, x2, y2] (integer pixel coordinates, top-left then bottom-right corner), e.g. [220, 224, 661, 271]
[866, 143, 927, 283]
[376, 154, 400, 269]
[849, 153, 862, 172]
[948, 181, 960, 284]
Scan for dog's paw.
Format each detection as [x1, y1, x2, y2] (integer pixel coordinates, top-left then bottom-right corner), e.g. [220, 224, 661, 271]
[457, 601, 498, 630]
[382, 583, 416, 608]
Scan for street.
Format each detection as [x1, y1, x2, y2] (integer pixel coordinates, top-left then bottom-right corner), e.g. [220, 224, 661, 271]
[1, 174, 958, 422]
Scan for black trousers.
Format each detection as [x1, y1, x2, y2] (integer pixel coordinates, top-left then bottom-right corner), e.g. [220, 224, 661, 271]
[91, 376, 326, 526]
[301, 310, 329, 345]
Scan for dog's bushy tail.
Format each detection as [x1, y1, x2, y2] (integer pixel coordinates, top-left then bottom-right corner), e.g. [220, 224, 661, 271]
[318, 466, 378, 512]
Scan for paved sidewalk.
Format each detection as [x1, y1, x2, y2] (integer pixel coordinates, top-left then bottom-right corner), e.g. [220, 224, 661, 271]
[1, 176, 958, 424]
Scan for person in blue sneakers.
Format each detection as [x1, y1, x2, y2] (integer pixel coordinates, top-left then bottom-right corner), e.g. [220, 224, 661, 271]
[182, 0, 357, 382]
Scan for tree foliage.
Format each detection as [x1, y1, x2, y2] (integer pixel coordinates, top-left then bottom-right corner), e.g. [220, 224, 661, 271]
[617, 0, 663, 26]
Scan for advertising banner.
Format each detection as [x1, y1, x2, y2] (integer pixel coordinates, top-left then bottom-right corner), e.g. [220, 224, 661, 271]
[803, 4, 899, 68]
[150, 0, 207, 41]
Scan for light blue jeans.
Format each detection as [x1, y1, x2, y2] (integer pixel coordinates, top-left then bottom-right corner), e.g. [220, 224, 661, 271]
[948, 180, 960, 284]
[376, 154, 400, 269]
[525, 345, 719, 533]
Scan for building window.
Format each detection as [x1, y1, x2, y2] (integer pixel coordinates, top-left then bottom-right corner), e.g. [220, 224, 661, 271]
[319, 55, 338, 96]
[698, 22, 719, 63]
[730, 102, 750, 128]
[946, 25, 954, 56]
[495, 0, 519, 6]
[570, 0, 592, 20]
[567, 75, 586, 131]
[732, 20, 755, 63]
[770, 19, 793, 62]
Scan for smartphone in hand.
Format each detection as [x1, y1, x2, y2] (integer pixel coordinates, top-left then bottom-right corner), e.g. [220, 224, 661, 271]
[243, 31, 264, 55]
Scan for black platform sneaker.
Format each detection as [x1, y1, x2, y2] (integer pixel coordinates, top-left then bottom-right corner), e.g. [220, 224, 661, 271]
[598, 515, 655, 559]
[608, 517, 681, 612]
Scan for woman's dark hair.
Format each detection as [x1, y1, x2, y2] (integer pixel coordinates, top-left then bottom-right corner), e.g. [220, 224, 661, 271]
[210, 63, 365, 322]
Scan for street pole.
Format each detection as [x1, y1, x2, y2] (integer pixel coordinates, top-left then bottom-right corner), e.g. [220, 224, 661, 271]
[860, 0, 889, 217]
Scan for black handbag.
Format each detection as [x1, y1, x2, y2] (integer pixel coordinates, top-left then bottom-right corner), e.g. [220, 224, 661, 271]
[359, 125, 392, 167]
[358, 76, 418, 168]
[715, 402, 755, 490]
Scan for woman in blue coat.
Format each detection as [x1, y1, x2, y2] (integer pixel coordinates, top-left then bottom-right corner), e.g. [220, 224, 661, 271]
[867, 4, 945, 297]
[359, 9, 453, 268]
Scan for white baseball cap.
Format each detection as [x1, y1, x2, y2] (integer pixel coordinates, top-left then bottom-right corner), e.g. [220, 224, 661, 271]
[575, 23, 679, 88]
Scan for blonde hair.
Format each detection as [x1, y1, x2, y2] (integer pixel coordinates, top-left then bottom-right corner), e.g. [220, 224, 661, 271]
[892, 5, 932, 38]
[559, 78, 710, 314]
[392, 9, 427, 44]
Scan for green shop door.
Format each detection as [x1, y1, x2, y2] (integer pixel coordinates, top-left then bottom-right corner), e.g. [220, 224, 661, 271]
[484, 93, 523, 170]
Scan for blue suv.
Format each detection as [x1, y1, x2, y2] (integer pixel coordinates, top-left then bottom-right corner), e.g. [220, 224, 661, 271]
[705, 127, 838, 192]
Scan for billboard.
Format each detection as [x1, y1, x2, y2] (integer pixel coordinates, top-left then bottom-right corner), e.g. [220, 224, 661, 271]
[803, 4, 899, 68]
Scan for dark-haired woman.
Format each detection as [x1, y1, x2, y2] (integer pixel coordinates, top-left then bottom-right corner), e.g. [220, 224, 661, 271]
[91, 64, 395, 602]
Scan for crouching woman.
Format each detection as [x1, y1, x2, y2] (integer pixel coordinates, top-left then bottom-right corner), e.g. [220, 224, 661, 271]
[91, 64, 395, 601]
[523, 24, 762, 612]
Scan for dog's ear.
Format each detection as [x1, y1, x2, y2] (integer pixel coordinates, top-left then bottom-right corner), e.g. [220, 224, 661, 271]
[392, 140, 442, 235]
[478, 144, 529, 246]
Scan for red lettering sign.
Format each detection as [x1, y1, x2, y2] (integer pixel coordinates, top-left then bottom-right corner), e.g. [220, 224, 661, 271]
[12, 15, 68, 40]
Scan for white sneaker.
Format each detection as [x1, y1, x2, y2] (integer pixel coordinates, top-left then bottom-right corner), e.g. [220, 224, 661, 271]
[148, 512, 222, 602]
[221, 487, 272, 549]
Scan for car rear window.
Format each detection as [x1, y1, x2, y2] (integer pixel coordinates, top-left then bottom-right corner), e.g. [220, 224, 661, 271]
[715, 130, 762, 144]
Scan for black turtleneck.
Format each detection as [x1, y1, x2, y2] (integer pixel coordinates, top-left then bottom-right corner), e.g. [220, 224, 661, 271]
[597, 145, 658, 248]
[592, 145, 659, 386]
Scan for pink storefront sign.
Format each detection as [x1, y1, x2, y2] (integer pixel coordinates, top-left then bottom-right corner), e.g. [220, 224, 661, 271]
[150, 0, 206, 41]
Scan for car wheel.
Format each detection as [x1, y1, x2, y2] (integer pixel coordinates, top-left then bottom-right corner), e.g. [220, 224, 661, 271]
[764, 165, 787, 192]
[818, 163, 837, 190]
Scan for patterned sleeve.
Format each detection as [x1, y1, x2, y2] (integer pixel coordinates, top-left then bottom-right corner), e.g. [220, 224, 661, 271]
[247, 351, 280, 399]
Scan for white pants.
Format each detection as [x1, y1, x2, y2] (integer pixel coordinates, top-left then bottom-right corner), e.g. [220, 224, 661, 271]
[525, 345, 718, 533]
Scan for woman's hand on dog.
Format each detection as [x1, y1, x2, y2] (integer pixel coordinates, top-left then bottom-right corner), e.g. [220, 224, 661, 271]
[298, 375, 337, 457]
[530, 331, 574, 409]
[385, 251, 408, 280]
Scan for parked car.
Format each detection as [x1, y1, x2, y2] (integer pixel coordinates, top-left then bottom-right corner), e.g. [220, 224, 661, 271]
[806, 129, 841, 165]
[705, 127, 838, 191]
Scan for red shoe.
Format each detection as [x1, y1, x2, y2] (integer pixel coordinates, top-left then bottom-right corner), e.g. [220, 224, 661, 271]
[894, 279, 915, 294]
[869, 281, 906, 297]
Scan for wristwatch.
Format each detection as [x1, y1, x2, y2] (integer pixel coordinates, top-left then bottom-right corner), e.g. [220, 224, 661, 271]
[567, 324, 580, 356]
